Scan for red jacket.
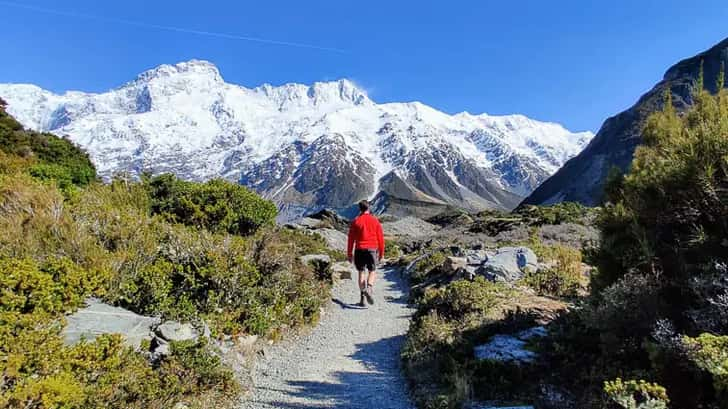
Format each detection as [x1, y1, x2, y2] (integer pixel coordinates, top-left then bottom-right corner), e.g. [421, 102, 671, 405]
[347, 212, 385, 259]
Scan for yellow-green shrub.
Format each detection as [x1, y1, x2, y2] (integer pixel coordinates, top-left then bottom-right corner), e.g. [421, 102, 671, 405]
[523, 245, 583, 297]
[604, 378, 669, 409]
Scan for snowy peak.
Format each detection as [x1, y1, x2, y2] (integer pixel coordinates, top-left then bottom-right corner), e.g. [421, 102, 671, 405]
[132, 60, 223, 85]
[0, 60, 593, 219]
[255, 78, 370, 110]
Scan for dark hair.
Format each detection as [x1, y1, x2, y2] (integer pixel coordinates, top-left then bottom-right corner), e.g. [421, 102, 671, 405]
[358, 200, 370, 213]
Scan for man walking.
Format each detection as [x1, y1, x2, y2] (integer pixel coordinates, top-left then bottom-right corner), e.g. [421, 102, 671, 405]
[347, 200, 385, 307]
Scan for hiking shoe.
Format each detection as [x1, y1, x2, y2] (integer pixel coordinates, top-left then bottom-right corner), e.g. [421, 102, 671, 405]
[358, 292, 367, 308]
[364, 285, 375, 305]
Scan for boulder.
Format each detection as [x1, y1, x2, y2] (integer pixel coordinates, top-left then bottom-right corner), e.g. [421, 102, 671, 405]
[299, 254, 332, 266]
[477, 247, 538, 283]
[464, 249, 489, 266]
[156, 321, 199, 342]
[300, 254, 333, 281]
[62, 298, 160, 349]
[293, 217, 324, 229]
[442, 256, 468, 275]
[332, 261, 357, 280]
[315, 228, 348, 252]
[474, 326, 546, 364]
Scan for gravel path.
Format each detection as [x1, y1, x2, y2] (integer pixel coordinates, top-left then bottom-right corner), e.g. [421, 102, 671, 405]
[240, 266, 416, 409]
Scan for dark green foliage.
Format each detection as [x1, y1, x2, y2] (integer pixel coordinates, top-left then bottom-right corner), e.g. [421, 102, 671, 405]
[145, 173, 277, 236]
[0, 104, 96, 188]
[402, 278, 514, 409]
[514, 202, 594, 226]
[544, 85, 728, 408]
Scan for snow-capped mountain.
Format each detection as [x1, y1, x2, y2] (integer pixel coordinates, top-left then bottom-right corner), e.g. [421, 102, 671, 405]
[0, 60, 592, 219]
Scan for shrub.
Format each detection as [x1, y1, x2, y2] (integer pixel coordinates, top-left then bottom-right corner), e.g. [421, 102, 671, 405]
[542, 81, 728, 408]
[515, 202, 594, 226]
[410, 251, 449, 284]
[522, 245, 583, 297]
[0, 256, 238, 409]
[403, 278, 513, 409]
[604, 378, 669, 409]
[0, 104, 96, 188]
[683, 333, 728, 400]
[145, 174, 277, 236]
[420, 277, 506, 320]
[384, 239, 402, 259]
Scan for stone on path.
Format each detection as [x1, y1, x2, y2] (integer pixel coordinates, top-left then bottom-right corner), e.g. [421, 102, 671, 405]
[62, 298, 160, 349]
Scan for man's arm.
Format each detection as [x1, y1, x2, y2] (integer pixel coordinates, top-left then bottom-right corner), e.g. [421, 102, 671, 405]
[377, 221, 385, 261]
[347, 223, 356, 262]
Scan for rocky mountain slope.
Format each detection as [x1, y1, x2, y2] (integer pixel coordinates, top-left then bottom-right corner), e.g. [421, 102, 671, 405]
[522, 36, 728, 206]
[0, 60, 592, 219]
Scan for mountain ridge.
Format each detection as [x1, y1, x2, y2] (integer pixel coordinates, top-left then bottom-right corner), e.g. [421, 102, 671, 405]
[0, 60, 593, 220]
[522, 36, 728, 206]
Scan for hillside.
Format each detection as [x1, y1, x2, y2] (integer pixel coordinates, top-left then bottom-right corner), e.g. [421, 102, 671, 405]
[523, 36, 728, 206]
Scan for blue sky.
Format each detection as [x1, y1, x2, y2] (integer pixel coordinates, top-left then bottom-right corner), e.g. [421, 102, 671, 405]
[2, 0, 728, 132]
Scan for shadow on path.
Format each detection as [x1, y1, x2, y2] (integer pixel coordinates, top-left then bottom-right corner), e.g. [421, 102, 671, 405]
[263, 335, 412, 409]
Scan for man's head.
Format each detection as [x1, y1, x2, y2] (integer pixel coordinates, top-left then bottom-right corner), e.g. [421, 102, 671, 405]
[358, 200, 370, 214]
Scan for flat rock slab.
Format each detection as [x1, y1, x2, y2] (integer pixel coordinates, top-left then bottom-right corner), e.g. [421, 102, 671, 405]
[315, 228, 348, 252]
[474, 326, 546, 364]
[62, 298, 160, 348]
[239, 267, 415, 409]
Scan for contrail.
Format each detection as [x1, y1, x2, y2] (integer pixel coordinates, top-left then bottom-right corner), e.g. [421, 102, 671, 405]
[0, 0, 347, 53]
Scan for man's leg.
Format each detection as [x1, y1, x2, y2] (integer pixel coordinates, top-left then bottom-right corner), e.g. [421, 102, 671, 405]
[366, 269, 377, 289]
[358, 269, 368, 292]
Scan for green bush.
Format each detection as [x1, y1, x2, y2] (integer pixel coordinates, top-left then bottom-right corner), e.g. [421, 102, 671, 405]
[0, 103, 96, 188]
[542, 81, 728, 408]
[410, 251, 449, 284]
[604, 378, 669, 409]
[515, 202, 593, 226]
[684, 333, 728, 401]
[403, 278, 513, 409]
[522, 245, 583, 297]
[145, 174, 277, 236]
[0, 256, 239, 409]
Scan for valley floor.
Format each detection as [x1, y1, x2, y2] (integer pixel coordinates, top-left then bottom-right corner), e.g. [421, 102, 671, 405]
[239, 267, 415, 409]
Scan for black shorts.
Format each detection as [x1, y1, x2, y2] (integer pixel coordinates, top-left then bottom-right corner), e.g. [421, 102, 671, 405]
[354, 249, 378, 272]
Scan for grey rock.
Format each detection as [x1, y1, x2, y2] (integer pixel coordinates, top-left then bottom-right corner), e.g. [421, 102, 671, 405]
[442, 256, 468, 275]
[299, 254, 332, 266]
[332, 261, 357, 280]
[295, 217, 324, 229]
[156, 321, 199, 342]
[474, 326, 546, 364]
[381, 216, 439, 239]
[474, 335, 537, 363]
[464, 249, 488, 266]
[477, 247, 538, 283]
[315, 228, 347, 252]
[154, 342, 171, 357]
[62, 298, 160, 349]
[237, 334, 259, 349]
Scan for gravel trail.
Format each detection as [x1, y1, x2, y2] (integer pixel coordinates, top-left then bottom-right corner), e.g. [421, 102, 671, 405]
[240, 266, 416, 409]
